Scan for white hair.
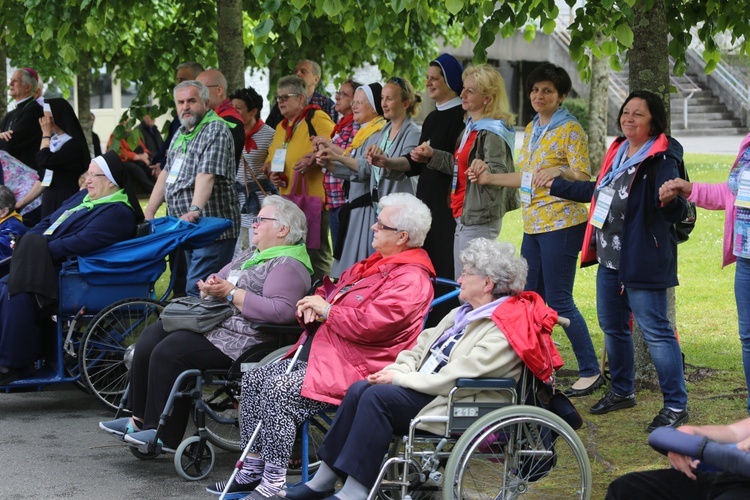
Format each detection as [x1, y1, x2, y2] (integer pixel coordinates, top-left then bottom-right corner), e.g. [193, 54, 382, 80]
[378, 192, 432, 248]
[262, 195, 308, 245]
[460, 238, 528, 297]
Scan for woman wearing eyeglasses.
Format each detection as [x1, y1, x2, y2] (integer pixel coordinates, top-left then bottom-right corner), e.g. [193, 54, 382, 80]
[99, 195, 313, 454]
[411, 64, 519, 278]
[317, 78, 421, 278]
[208, 192, 435, 499]
[263, 75, 336, 281]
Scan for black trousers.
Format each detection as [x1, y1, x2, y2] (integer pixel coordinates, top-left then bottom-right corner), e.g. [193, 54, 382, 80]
[606, 468, 750, 500]
[129, 321, 232, 448]
[317, 380, 434, 488]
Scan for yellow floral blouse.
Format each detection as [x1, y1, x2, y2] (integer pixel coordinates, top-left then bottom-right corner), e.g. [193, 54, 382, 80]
[518, 119, 591, 234]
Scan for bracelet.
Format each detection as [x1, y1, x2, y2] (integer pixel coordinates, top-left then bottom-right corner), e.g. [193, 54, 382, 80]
[321, 303, 332, 320]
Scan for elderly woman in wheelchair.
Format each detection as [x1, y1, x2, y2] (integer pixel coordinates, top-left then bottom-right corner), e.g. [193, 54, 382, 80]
[279, 238, 555, 500]
[0, 151, 142, 385]
[98, 195, 313, 452]
[209, 193, 436, 499]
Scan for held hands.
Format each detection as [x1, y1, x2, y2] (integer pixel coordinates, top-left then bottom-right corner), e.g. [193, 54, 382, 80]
[315, 146, 339, 167]
[311, 135, 332, 151]
[366, 145, 387, 167]
[367, 370, 395, 385]
[467, 159, 489, 185]
[294, 153, 315, 174]
[196, 275, 233, 300]
[296, 295, 331, 324]
[659, 178, 693, 204]
[410, 141, 434, 163]
[532, 167, 563, 188]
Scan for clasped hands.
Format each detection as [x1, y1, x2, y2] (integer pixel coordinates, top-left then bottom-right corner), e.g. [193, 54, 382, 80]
[197, 275, 234, 300]
[296, 295, 331, 324]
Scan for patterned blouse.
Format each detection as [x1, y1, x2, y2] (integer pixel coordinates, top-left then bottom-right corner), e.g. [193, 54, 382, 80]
[518, 120, 591, 234]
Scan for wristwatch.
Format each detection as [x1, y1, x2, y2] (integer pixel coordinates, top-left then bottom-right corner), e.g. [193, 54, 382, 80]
[189, 205, 203, 215]
[226, 287, 238, 302]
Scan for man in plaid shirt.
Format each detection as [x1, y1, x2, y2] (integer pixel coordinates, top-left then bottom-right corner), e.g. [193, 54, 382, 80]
[145, 80, 239, 297]
[266, 59, 337, 129]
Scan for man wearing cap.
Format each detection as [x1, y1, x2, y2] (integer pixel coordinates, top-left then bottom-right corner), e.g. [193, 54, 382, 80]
[144, 80, 239, 297]
[0, 68, 44, 174]
[0, 150, 142, 386]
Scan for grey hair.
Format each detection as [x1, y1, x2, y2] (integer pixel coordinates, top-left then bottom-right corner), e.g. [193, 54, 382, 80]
[460, 238, 528, 297]
[262, 195, 308, 246]
[176, 61, 205, 79]
[377, 192, 432, 248]
[18, 69, 39, 94]
[0, 186, 16, 212]
[297, 59, 321, 78]
[173, 80, 209, 103]
[278, 75, 309, 101]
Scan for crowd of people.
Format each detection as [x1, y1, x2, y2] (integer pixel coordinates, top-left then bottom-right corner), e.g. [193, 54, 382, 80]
[1, 55, 749, 499]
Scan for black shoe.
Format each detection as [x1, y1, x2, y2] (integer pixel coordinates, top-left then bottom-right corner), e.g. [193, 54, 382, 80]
[590, 391, 636, 415]
[647, 408, 689, 433]
[564, 374, 606, 398]
[0, 366, 24, 386]
[206, 478, 260, 497]
[278, 484, 336, 500]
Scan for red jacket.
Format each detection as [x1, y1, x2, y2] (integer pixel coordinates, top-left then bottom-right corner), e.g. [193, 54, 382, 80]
[491, 291, 563, 384]
[290, 248, 436, 405]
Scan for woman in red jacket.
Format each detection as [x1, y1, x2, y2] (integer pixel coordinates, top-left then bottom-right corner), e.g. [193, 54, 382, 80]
[208, 192, 436, 499]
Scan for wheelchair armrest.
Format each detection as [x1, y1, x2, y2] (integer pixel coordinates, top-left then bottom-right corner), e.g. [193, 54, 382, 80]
[455, 378, 516, 390]
[250, 322, 303, 337]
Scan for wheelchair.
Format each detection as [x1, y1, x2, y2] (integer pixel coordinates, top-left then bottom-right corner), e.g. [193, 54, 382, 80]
[126, 278, 463, 482]
[0, 216, 231, 409]
[368, 368, 592, 499]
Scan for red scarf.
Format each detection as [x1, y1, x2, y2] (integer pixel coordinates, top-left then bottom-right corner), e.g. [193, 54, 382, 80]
[281, 104, 321, 143]
[215, 99, 243, 123]
[332, 113, 354, 138]
[243, 118, 265, 152]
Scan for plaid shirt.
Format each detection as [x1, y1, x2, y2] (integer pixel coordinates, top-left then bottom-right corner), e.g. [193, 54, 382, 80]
[310, 91, 339, 124]
[324, 120, 360, 209]
[164, 115, 240, 240]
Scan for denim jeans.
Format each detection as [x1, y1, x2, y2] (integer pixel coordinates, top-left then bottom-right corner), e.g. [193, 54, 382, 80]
[736, 257, 750, 414]
[596, 266, 688, 409]
[522, 224, 599, 377]
[184, 238, 237, 297]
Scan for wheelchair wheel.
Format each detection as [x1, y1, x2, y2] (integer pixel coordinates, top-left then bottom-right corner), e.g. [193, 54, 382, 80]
[79, 298, 164, 411]
[175, 436, 215, 481]
[257, 345, 293, 365]
[199, 342, 283, 452]
[129, 445, 160, 460]
[377, 438, 441, 500]
[443, 405, 591, 500]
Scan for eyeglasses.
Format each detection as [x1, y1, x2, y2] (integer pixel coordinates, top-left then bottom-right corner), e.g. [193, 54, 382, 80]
[205, 84, 220, 88]
[374, 219, 400, 232]
[251, 216, 277, 225]
[276, 93, 300, 103]
[459, 269, 484, 278]
[351, 100, 367, 107]
[85, 173, 108, 180]
[335, 91, 353, 98]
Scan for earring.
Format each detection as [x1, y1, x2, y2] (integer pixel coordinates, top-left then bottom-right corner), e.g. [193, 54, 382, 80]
[483, 101, 488, 106]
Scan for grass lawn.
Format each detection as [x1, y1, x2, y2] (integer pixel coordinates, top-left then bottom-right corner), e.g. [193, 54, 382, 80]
[496, 152, 746, 496]
[142, 152, 745, 496]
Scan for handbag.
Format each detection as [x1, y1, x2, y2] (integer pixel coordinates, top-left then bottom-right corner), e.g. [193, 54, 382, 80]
[284, 173, 322, 249]
[160, 296, 234, 333]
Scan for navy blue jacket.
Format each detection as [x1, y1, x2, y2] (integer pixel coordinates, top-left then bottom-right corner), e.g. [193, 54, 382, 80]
[550, 134, 688, 289]
[28, 189, 137, 263]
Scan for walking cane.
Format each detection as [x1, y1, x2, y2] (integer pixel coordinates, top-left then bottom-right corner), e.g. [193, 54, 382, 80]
[219, 344, 304, 500]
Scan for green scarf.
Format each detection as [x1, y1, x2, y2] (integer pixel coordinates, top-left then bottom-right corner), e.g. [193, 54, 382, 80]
[171, 109, 234, 154]
[240, 243, 313, 275]
[72, 189, 131, 211]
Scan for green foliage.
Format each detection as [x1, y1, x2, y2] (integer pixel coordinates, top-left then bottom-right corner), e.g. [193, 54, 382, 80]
[561, 97, 590, 133]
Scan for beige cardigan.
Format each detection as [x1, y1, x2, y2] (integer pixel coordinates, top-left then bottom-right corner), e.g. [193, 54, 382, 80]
[385, 306, 524, 435]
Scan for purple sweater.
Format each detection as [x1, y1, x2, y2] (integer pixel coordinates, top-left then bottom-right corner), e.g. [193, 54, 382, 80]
[688, 133, 750, 268]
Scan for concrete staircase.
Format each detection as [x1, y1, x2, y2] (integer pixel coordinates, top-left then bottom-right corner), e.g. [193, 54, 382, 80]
[670, 87, 747, 136]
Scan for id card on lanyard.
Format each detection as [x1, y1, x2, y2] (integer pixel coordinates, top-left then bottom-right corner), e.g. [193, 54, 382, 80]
[41, 169, 54, 187]
[271, 147, 288, 172]
[591, 186, 615, 229]
[44, 208, 78, 235]
[166, 156, 184, 185]
[520, 171, 533, 204]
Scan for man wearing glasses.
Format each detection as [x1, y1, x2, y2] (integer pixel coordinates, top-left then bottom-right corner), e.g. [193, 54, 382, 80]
[197, 68, 245, 167]
[266, 59, 337, 129]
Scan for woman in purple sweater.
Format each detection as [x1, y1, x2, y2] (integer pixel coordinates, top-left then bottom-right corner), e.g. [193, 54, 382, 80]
[660, 133, 750, 414]
[99, 195, 313, 451]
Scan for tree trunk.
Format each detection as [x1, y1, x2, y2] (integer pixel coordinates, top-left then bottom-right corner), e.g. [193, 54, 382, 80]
[0, 45, 7, 122]
[588, 32, 609, 174]
[628, 0, 677, 386]
[77, 57, 94, 158]
[216, 0, 244, 92]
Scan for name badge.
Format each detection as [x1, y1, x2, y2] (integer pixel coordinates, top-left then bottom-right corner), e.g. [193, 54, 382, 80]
[44, 209, 74, 235]
[735, 169, 750, 209]
[520, 171, 533, 205]
[591, 186, 615, 229]
[166, 157, 184, 184]
[419, 353, 441, 374]
[227, 270, 240, 286]
[271, 148, 288, 173]
[451, 161, 459, 194]
[41, 169, 54, 187]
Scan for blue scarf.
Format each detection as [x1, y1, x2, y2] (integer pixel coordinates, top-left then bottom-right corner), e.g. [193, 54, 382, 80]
[464, 116, 516, 153]
[528, 108, 578, 151]
[598, 136, 658, 190]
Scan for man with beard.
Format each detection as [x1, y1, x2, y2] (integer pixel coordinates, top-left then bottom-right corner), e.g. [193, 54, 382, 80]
[144, 80, 239, 297]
